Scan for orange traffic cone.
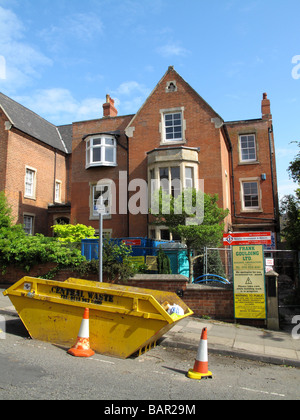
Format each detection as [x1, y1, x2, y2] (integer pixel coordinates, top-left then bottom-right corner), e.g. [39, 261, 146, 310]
[187, 327, 212, 380]
[67, 308, 95, 358]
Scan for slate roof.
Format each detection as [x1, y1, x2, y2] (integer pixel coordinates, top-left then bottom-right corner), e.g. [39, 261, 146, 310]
[0, 92, 71, 153]
[57, 124, 73, 153]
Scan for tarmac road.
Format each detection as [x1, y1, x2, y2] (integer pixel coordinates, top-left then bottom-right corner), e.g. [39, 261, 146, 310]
[0, 315, 299, 401]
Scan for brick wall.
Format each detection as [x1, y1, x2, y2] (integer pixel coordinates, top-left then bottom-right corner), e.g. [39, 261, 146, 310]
[184, 284, 234, 321]
[0, 263, 57, 285]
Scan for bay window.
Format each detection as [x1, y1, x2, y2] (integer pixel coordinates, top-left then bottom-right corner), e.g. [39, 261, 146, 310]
[85, 135, 117, 168]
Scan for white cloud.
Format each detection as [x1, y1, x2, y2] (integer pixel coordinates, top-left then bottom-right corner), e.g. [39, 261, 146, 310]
[39, 12, 104, 53]
[111, 81, 151, 114]
[0, 5, 23, 42]
[13, 80, 151, 125]
[14, 89, 105, 125]
[113, 81, 150, 97]
[0, 6, 52, 91]
[156, 43, 190, 58]
[278, 179, 298, 200]
[277, 147, 299, 159]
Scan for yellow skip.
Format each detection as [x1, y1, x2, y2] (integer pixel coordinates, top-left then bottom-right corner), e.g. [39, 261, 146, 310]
[3, 277, 193, 358]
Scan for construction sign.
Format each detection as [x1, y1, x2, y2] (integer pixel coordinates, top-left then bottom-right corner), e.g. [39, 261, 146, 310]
[223, 231, 272, 246]
[232, 245, 267, 320]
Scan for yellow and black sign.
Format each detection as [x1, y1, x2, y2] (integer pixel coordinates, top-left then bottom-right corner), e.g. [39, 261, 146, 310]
[232, 245, 266, 319]
[146, 256, 158, 271]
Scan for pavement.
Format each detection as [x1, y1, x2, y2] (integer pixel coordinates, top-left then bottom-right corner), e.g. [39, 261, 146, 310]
[163, 317, 300, 368]
[1, 287, 300, 368]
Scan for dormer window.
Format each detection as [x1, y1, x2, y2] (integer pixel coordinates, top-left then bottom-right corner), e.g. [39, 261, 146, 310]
[85, 135, 117, 168]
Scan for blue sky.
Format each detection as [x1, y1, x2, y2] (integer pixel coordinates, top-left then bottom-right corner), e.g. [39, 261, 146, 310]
[0, 0, 299, 199]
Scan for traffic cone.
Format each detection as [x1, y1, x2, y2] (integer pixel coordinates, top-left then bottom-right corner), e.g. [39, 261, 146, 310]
[187, 327, 213, 380]
[67, 308, 95, 358]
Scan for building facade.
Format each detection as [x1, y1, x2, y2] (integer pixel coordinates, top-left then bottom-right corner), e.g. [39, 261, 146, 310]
[0, 67, 280, 244]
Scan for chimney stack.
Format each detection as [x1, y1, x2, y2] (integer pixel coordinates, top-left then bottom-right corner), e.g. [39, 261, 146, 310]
[103, 94, 118, 117]
[261, 92, 271, 120]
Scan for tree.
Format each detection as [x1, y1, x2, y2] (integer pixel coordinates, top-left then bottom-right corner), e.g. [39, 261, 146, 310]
[102, 240, 136, 282]
[280, 141, 300, 250]
[288, 141, 300, 184]
[150, 188, 229, 282]
[157, 247, 171, 274]
[280, 195, 300, 250]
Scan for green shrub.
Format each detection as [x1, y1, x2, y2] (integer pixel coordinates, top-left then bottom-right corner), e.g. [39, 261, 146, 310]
[52, 224, 96, 243]
[0, 193, 136, 281]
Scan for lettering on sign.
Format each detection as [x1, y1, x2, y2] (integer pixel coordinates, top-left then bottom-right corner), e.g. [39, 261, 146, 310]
[232, 245, 267, 320]
[51, 287, 114, 305]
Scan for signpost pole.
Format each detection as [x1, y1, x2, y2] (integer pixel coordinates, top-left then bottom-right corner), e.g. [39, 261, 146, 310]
[99, 213, 103, 283]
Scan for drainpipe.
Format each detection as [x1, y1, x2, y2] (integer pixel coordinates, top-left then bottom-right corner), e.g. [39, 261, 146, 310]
[268, 126, 279, 228]
[53, 149, 57, 203]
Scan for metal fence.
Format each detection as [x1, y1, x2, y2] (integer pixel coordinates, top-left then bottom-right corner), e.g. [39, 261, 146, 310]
[267, 250, 300, 326]
[199, 247, 300, 325]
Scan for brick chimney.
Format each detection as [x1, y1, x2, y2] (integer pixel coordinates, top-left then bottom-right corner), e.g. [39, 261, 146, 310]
[103, 94, 118, 117]
[261, 92, 271, 120]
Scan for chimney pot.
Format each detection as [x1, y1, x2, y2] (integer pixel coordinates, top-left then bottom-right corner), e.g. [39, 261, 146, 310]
[103, 94, 118, 117]
[261, 92, 271, 120]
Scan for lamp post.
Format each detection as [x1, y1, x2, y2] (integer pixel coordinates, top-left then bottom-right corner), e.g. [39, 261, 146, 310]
[97, 205, 106, 283]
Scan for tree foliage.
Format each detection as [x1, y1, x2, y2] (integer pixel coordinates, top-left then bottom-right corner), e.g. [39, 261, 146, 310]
[102, 240, 136, 282]
[157, 247, 171, 274]
[280, 194, 300, 250]
[150, 188, 229, 282]
[288, 141, 300, 184]
[280, 141, 300, 250]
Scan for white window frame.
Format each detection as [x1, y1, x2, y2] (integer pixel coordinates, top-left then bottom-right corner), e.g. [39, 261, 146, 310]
[85, 135, 117, 168]
[239, 134, 257, 163]
[160, 107, 186, 145]
[159, 166, 181, 198]
[23, 214, 35, 235]
[148, 226, 179, 241]
[149, 163, 197, 198]
[94, 229, 113, 240]
[90, 183, 112, 220]
[55, 180, 62, 203]
[24, 167, 37, 199]
[240, 178, 262, 212]
[184, 167, 194, 189]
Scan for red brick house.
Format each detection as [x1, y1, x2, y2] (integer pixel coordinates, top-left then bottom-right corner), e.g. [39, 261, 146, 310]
[0, 92, 71, 235]
[0, 67, 279, 244]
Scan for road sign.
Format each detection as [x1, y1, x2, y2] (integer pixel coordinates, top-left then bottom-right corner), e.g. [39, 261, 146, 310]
[223, 231, 272, 246]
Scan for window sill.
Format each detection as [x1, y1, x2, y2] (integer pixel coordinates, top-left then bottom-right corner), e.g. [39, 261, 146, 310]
[24, 195, 36, 201]
[86, 163, 117, 169]
[240, 208, 263, 213]
[238, 161, 260, 166]
[160, 139, 186, 146]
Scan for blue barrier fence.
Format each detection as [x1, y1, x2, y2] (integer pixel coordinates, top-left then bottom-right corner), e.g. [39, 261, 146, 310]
[81, 237, 190, 277]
